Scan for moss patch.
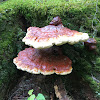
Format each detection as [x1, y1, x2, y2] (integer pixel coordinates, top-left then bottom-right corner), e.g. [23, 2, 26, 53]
[0, 10, 26, 99]
[62, 38, 100, 99]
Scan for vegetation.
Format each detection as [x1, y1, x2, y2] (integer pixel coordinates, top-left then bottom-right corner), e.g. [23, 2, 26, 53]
[28, 89, 45, 100]
[0, 0, 100, 99]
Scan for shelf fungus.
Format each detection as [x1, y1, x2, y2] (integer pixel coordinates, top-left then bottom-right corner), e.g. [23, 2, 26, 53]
[84, 38, 97, 51]
[13, 47, 72, 75]
[13, 16, 89, 75]
[22, 16, 89, 49]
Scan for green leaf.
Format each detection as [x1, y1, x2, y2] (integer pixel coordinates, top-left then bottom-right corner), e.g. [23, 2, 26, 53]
[98, 93, 100, 95]
[27, 94, 35, 100]
[28, 89, 34, 96]
[36, 93, 45, 100]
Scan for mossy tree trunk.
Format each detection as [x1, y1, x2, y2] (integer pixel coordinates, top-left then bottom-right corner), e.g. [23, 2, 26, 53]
[0, 0, 100, 99]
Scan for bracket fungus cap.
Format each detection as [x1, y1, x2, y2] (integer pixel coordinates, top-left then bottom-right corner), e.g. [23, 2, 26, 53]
[84, 38, 97, 45]
[84, 38, 97, 51]
[49, 16, 62, 26]
[13, 47, 72, 75]
[22, 17, 89, 49]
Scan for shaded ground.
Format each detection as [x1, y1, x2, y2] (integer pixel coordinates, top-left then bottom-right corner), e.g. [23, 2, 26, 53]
[7, 71, 98, 100]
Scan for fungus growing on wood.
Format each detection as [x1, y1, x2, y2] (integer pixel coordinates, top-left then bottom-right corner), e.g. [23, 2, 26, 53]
[13, 16, 89, 75]
[22, 16, 89, 49]
[49, 16, 62, 26]
[13, 47, 72, 75]
[84, 38, 97, 51]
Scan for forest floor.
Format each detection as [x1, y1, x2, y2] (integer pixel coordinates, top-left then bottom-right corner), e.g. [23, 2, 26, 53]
[7, 72, 98, 100]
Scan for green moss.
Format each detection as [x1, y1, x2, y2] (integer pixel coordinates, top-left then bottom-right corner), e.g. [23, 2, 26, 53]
[93, 57, 100, 74]
[62, 40, 100, 98]
[0, 10, 25, 99]
[95, 37, 100, 54]
[0, 0, 99, 31]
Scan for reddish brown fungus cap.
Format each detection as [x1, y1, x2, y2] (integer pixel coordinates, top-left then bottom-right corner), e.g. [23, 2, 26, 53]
[22, 16, 89, 49]
[13, 47, 72, 75]
[49, 16, 62, 26]
[84, 38, 97, 45]
[84, 38, 97, 51]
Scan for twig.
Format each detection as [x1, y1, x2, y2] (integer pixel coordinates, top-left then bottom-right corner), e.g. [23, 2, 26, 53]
[54, 77, 72, 100]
